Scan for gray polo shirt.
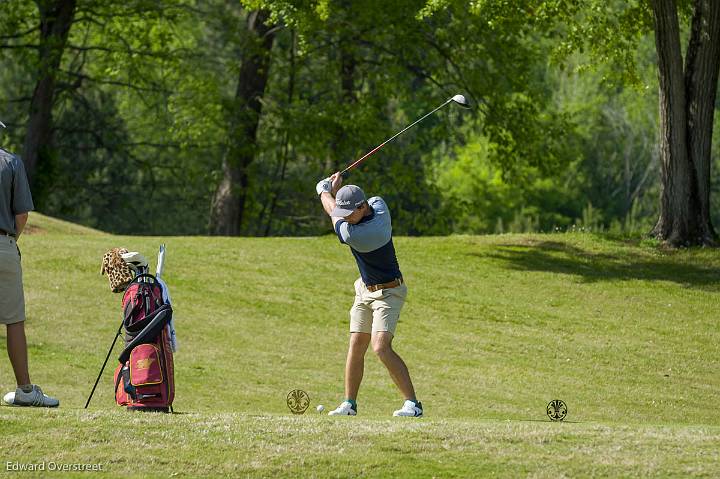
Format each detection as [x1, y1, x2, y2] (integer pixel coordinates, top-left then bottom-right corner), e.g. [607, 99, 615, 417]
[0, 148, 34, 235]
[334, 196, 402, 285]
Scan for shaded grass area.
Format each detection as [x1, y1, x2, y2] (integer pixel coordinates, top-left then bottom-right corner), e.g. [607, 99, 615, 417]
[480, 238, 719, 289]
[0, 217, 719, 476]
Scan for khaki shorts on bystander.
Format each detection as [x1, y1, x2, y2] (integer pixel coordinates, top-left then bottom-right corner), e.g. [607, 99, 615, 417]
[0, 235, 25, 325]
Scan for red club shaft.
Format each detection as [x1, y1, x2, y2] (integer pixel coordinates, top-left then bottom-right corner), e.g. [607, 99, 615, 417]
[339, 98, 454, 177]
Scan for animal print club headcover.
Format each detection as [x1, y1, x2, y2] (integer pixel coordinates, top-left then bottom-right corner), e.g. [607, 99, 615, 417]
[101, 247, 133, 293]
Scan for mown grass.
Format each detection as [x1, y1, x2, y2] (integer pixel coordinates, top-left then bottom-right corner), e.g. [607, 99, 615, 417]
[1, 213, 719, 477]
[2, 410, 719, 478]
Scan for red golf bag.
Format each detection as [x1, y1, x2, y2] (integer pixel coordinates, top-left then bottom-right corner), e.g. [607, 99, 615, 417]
[113, 274, 175, 412]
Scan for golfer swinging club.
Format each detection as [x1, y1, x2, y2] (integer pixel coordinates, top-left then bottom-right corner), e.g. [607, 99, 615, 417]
[316, 173, 422, 417]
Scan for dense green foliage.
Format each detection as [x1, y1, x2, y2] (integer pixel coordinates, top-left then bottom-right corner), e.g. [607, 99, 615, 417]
[1, 1, 719, 235]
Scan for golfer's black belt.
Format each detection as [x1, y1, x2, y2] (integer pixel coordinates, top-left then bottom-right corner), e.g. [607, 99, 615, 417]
[366, 277, 403, 293]
[0, 229, 15, 237]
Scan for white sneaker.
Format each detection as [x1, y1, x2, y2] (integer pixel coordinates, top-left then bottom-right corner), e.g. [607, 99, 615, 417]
[393, 400, 422, 417]
[328, 401, 357, 416]
[3, 385, 59, 407]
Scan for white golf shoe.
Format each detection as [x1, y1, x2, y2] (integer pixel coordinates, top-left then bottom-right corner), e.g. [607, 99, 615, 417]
[328, 401, 357, 416]
[393, 400, 423, 417]
[3, 385, 59, 407]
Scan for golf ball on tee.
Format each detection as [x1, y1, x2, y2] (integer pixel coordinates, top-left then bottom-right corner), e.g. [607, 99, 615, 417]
[317, 404, 324, 413]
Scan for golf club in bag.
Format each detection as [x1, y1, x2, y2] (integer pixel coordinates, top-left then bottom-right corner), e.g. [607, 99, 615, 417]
[339, 94, 470, 178]
[85, 245, 175, 412]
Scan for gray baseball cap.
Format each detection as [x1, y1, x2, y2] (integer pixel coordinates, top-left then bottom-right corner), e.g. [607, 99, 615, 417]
[331, 185, 366, 217]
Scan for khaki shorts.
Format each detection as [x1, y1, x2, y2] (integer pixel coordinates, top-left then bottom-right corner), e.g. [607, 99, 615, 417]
[350, 277, 407, 335]
[0, 236, 25, 325]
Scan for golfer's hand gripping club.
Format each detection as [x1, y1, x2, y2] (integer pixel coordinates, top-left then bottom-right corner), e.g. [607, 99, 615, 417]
[316, 173, 343, 196]
[316, 177, 332, 196]
[330, 172, 342, 194]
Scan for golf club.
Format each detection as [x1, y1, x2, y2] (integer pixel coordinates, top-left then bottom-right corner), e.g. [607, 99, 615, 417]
[0, 120, 5, 128]
[339, 94, 470, 178]
[156, 243, 166, 278]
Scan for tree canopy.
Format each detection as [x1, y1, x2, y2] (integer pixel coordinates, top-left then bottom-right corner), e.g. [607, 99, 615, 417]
[1, 0, 718, 243]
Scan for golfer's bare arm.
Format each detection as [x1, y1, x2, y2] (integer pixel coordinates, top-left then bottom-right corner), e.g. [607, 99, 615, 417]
[15, 212, 28, 239]
[320, 172, 343, 227]
[320, 193, 342, 227]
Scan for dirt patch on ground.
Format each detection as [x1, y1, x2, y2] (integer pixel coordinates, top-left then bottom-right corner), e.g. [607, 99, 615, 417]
[23, 225, 46, 235]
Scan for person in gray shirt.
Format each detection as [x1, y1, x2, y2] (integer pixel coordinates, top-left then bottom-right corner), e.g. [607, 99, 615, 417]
[0, 141, 59, 407]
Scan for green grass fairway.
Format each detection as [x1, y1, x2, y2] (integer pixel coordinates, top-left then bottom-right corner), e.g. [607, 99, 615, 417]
[1, 213, 719, 477]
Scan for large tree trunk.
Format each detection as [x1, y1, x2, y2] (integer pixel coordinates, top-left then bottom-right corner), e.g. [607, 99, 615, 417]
[22, 0, 76, 199]
[684, 0, 720, 243]
[209, 10, 275, 235]
[650, 0, 720, 246]
[261, 29, 297, 236]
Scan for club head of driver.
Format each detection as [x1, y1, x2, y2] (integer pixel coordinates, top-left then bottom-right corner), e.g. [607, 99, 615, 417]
[451, 94, 470, 109]
[0, 120, 6, 128]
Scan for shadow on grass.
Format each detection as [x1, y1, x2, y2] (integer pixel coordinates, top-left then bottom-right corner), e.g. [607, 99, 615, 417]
[472, 240, 720, 290]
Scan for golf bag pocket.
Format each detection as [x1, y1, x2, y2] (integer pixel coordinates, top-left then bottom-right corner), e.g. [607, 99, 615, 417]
[114, 364, 129, 406]
[114, 351, 165, 406]
[129, 344, 163, 386]
[114, 329, 174, 411]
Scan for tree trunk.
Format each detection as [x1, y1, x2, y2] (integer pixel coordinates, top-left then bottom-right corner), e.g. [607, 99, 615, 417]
[340, 41, 356, 104]
[684, 0, 720, 243]
[22, 0, 76, 201]
[650, 0, 720, 246]
[262, 29, 297, 237]
[209, 10, 275, 235]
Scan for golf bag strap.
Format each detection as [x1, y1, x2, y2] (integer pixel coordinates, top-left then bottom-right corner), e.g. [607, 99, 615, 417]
[123, 274, 163, 322]
[118, 306, 173, 364]
[124, 303, 171, 334]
